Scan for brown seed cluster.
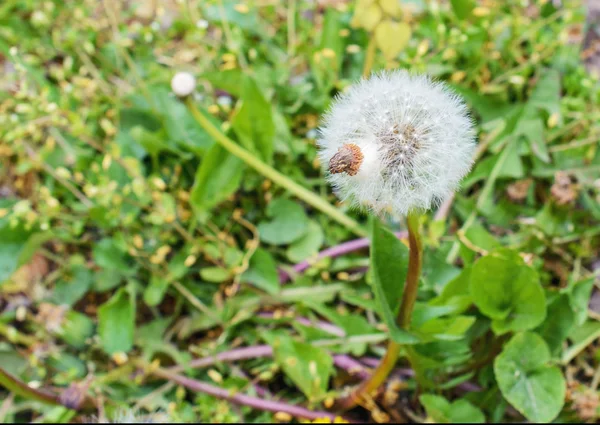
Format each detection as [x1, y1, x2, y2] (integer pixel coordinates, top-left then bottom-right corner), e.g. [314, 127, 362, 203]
[328, 143, 364, 176]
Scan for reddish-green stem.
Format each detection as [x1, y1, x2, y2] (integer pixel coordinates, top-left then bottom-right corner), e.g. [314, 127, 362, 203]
[337, 212, 423, 410]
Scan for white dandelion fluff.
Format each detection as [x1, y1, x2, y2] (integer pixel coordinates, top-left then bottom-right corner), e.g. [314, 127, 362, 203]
[317, 70, 476, 217]
[171, 72, 196, 97]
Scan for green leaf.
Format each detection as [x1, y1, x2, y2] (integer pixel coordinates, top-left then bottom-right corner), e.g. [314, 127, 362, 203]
[190, 143, 245, 215]
[515, 106, 549, 163]
[565, 277, 594, 326]
[202, 0, 263, 35]
[143, 275, 170, 307]
[450, 0, 475, 20]
[494, 332, 565, 423]
[529, 69, 561, 117]
[93, 238, 131, 273]
[462, 144, 524, 189]
[0, 219, 50, 284]
[130, 126, 190, 159]
[257, 199, 309, 245]
[562, 321, 600, 364]
[203, 69, 245, 97]
[241, 248, 279, 295]
[58, 311, 94, 349]
[265, 333, 333, 402]
[431, 267, 473, 314]
[370, 218, 419, 344]
[98, 286, 136, 354]
[420, 394, 485, 423]
[286, 220, 324, 263]
[416, 316, 476, 342]
[155, 88, 215, 155]
[200, 267, 230, 283]
[536, 293, 575, 355]
[52, 265, 93, 306]
[231, 77, 274, 164]
[470, 250, 546, 334]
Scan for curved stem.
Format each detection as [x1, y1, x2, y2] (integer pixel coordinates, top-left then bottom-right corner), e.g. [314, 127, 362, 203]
[337, 211, 423, 410]
[185, 98, 367, 238]
[397, 213, 423, 329]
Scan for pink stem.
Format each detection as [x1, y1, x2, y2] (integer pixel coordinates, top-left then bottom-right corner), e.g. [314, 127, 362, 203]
[279, 231, 408, 283]
[169, 345, 274, 374]
[153, 367, 349, 422]
[168, 344, 370, 380]
[257, 312, 345, 337]
[278, 203, 450, 283]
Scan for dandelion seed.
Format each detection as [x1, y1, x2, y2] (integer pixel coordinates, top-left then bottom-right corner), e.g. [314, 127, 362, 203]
[317, 70, 475, 216]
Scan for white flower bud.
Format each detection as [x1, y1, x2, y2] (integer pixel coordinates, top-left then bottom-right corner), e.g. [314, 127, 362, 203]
[170, 72, 196, 97]
[318, 70, 476, 216]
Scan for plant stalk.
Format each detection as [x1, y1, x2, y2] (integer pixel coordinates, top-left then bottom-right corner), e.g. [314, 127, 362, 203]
[185, 98, 366, 238]
[362, 38, 377, 77]
[337, 211, 423, 410]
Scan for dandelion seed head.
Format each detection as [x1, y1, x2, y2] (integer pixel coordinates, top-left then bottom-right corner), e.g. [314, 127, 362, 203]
[318, 70, 476, 216]
[171, 72, 196, 97]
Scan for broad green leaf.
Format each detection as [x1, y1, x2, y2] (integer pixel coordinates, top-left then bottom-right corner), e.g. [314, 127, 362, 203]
[190, 143, 245, 215]
[52, 265, 93, 306]
[535, 293, 575, 356]
[420, 394, 485, 423]
[265, 333, 333, 402]
[422, 249, 461, 294]
[257, 199, 309, 245]
[431, 267, 473, 314]
[241, 248, 279, 294]
[450, 0, 475, 20]
[93, 238, 131, 273]
[470, 250, 546, 334]
[370, 218, 419, 344]
[494, 332, 565, 423]
[98, 286, 136, 354]
[231, 77, 274, 164]
[286, 220, 324, 263]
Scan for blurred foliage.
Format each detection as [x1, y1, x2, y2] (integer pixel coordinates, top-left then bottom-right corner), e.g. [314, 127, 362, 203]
[0, 0, 599, 423]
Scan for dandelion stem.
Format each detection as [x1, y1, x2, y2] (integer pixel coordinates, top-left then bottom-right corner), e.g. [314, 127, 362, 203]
[337, 211, 423, 410]
[362, 38, 377, 77]
[185, 98, 367, 237]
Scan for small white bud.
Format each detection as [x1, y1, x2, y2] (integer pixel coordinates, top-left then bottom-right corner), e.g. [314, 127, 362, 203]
[170, 72, 196, 97]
